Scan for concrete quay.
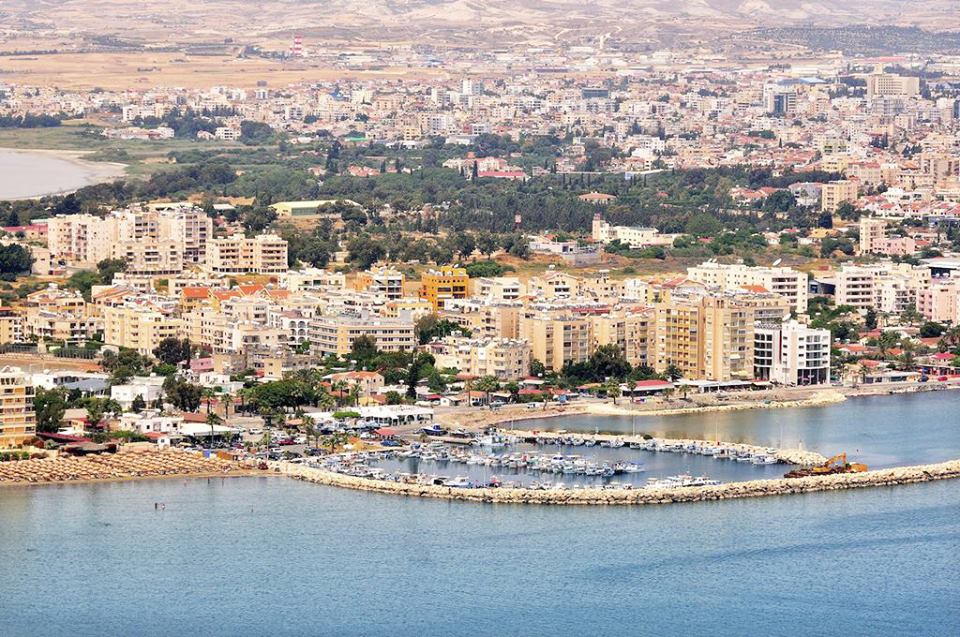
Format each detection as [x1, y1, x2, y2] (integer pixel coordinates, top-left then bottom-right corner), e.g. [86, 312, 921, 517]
[273, 459, 960, 506]
[502, 428, 827, 466]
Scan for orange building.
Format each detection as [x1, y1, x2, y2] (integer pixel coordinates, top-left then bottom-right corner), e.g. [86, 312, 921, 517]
[419, 266, 469, 311]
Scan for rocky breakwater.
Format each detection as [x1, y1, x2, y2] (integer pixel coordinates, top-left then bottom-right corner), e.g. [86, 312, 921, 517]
[505, 429, 828, 466]
[276, 459, 960, 505]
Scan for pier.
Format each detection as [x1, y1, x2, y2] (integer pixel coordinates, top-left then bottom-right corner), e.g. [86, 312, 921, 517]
[275, 458, 960, 506]
[502, 429, 827, 466]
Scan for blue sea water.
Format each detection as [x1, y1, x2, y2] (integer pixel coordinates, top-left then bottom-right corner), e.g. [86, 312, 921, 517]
[0, 477, 958, 636]
[520, 391, 960, 468]
[2, 393, 959, 635]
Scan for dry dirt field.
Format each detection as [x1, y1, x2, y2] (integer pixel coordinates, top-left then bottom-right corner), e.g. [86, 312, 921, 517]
[0, 51, 445, 90]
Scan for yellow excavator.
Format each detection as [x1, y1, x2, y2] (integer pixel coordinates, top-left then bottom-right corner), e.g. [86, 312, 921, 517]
[784, 453, 868, 479]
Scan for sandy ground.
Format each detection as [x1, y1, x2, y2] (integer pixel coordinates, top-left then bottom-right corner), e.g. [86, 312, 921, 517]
[0, 52, 447, 90]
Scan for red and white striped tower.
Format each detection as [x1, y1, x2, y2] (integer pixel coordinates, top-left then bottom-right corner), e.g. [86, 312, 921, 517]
[291, 34, 303, 58]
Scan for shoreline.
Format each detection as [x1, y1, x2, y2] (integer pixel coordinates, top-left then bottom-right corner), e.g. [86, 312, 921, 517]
[439, 382, 960, 432]
[0, 469, 269, 488]
[0, 147, 127, 200]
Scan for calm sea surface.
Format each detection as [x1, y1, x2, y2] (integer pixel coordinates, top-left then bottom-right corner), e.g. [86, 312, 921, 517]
[518, 391, 960, 468]
[0, 150, 119, 199]
[0, 477, 957, 636]
[1, 393, 958, 635]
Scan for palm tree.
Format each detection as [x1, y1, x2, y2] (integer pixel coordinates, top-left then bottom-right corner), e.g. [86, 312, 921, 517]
[301, 414, 321, 450]
[474, 375, 500, 409]
[857, 362, 869, 385]
[602, 379, 621, 405]
[201, 387, 217, 415]
[348, 383, 362, 407]
[205, 411, 223, 448]
[331, 380, 349, 407]
[876, 330, 898, 359]
[938, 325, 960, 352]
[626, 380, 637, 403]
[898, 340, 917, 371]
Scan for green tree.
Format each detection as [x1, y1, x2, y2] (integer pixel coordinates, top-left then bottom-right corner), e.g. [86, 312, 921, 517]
[33, 387, 67, 433]
[153, 337, 191, 365]
[163, 377, 203, 412]
[0, 244, 33, 275]
[474, 375, 501, 408]
[131, 394, 146, 413]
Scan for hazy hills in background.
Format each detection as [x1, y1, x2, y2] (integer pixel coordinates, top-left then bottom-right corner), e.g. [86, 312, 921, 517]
[3, 0, 958, 48]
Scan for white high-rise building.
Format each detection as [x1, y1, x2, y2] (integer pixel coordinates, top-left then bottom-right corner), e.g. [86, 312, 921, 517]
[754, 320, 831, 386]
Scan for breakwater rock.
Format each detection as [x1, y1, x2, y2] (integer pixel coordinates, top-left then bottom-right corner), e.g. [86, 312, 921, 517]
[274, 459, 960, 506]
[502, 429, 827, 466]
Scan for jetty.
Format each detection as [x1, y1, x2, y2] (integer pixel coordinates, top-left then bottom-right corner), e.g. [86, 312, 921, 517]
[275, 458, 960, 506]
[504, 429, 826, 466]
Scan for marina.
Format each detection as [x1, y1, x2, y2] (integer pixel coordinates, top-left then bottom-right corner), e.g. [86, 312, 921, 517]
[308, 430, 808, 490]
[516, 391, 960, 469]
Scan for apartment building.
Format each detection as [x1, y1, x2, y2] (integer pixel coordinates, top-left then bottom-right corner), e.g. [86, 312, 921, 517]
[0, 308, 23, 345]
[205, 234, 288, 275]
[23, 286, 97, 343]
[754, 320, 831, 385]
[419, 266, 469, 311]
[653, 291, 777, 381]
[527, 271, 580, 299]
[701, 295, 756, 382]
[112, 240, 183, 277]
[280, 268, 347, 292]
[103, 304, 183, 355]
[591, 308, 654, 368]
[859, 217, 888, 255]
[46, 214, 115, 267]
[917, 280, 960, 324]
[354, 267, 405, 300]
[686, 261, 808, 313]
[518, 312, 592, 372]
[429, 337, 531, 381]
[0, 366, 35, 447]
[835, 263, 930, 311]
[46, 206, 213, 269]
[821, 180, 858, 213]
[309, 314, 415, 357]
[472, 277, 523, 301]
[440, 300, 522, 339]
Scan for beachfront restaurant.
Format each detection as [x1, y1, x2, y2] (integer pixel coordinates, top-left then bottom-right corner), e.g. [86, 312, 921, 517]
[306, 405, 434, 427]
[178, 422, 240, 444]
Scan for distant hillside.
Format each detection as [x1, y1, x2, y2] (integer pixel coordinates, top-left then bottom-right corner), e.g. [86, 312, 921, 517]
[744, 25, 960, 55]
[2, 0, 959, 47]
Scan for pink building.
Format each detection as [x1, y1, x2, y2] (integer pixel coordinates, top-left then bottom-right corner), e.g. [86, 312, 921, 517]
[917, 281, 960, 323]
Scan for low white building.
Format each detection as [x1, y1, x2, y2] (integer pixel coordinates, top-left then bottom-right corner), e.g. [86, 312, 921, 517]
[118, 411, 184, 435]
[110, 376, 165, 408]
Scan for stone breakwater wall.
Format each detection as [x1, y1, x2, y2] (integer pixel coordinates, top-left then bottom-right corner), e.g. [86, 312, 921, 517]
[274, 459, 960, 506]
[503, 429, 827, 466]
